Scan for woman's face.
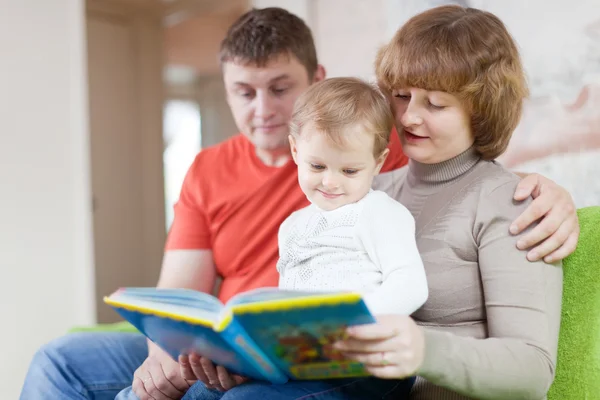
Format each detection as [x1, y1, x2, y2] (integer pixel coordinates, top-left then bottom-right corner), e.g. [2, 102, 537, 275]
[390, 88, 475, 164]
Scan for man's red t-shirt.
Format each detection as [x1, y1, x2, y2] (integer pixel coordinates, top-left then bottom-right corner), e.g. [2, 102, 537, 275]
[165, 130, 408, 303]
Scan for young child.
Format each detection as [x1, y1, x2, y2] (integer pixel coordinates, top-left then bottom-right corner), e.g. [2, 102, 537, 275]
[277, 77, 428, 316]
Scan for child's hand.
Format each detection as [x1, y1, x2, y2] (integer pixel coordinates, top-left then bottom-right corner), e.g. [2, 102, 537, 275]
[179, 353, 248, 391]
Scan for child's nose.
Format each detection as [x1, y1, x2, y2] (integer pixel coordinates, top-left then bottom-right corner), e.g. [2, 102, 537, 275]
[322, 173, 339, 190]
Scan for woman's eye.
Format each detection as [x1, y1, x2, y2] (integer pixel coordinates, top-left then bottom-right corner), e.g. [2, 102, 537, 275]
[394, 93, 410, 100]
[427, 101, 445, 110]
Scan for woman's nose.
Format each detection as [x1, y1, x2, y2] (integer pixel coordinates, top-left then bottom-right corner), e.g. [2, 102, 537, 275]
[400, 103, 423, 127]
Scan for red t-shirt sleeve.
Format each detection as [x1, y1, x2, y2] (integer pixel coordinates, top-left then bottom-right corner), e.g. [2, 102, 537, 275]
[165, 155, 212, 250]
[381, 127, 408, 172]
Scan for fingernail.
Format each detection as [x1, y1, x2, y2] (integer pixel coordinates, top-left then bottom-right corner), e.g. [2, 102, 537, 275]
[510, 225, 519, 235]
[517, 240, 525, 249]
[516, 189, 527, 196]
[545, 256, 553, 263]
[528, 251, 539, 261]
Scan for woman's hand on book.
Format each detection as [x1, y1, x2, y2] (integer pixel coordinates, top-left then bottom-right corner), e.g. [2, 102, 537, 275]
[132, 344, 195, 399]
[334, 315, 425, 379]
[179, 353, 249, 391]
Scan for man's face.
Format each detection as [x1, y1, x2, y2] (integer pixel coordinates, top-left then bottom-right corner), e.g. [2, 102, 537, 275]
[223, 55, 317, 153]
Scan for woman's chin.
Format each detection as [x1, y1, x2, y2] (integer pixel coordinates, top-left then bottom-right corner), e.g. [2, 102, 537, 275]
[404, 149, 433, 164]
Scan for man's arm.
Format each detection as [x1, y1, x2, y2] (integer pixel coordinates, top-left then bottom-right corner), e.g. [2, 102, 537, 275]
[156, 249, 217, 292]
[375, 168, 579, 264]
[160, 249, 248, 393]
[510, 172, 579, 263]
[133, 250, 216, 399]
[147, 249, 217, 357]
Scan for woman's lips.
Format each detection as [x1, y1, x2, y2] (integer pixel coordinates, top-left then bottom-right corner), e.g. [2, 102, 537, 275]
[404, 129, 429, 142]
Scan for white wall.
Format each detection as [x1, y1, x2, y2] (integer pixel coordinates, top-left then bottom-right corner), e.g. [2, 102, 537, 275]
[251, 0, 313, 25]
[313, 0, 387, 80]
[0, 0, 96, 397]
[251, 0, 389, 81]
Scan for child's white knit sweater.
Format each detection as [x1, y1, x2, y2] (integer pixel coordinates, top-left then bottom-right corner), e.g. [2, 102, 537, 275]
[277, 190, 428, 315]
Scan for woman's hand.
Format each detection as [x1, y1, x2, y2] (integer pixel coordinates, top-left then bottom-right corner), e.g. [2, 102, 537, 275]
[179, 353, 249, 392]
[511, 173, 579, 263]
[335, 315, 425, 379]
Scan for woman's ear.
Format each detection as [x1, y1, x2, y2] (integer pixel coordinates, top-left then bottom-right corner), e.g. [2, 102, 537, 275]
[289, 135, 299, 164]
[374, 148, 390, 174]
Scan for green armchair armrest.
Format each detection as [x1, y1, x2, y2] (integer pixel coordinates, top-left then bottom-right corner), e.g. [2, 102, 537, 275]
[548, 206, 600, 399]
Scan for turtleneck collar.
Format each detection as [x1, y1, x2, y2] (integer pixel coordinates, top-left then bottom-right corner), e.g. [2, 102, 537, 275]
[408, 146, 481, 185]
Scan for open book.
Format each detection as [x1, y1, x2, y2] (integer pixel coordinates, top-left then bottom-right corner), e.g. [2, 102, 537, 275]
[104, 287, 375, 384]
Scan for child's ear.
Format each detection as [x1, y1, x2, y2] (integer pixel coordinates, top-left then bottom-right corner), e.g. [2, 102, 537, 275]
[289, 135, 299, 164]
[374, 148, 390, 175]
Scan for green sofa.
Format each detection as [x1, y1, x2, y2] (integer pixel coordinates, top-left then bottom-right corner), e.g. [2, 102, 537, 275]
[548, 206, 600, 399]
[77, 206, 600, 398]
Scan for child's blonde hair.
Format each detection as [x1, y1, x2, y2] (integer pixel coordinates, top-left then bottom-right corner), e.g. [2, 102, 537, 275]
[290, 77, 393, 157]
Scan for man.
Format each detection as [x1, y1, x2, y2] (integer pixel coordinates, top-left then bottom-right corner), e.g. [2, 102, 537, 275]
[20, 7, 579, 400]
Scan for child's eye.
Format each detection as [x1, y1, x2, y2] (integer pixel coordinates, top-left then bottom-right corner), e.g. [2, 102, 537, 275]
[310, 163, 325, 170]
[394, 93, 410, 100]
[343, 169, 358, 175]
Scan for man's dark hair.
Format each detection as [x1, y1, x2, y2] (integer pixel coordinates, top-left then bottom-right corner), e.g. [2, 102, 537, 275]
[219, 7, 318, 79]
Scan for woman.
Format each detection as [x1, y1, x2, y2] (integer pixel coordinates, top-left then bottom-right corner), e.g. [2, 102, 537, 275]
[336, 5, 562, 399]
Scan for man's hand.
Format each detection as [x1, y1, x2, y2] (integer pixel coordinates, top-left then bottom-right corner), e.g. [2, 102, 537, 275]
[179, 353, 248, 392]
[132, 344, 194, 400]
[511, 173, 579, 263]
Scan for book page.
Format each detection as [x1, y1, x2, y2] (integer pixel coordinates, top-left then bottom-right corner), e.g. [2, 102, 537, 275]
[227, 287, 349, 307]
[109, 288, 223, 322]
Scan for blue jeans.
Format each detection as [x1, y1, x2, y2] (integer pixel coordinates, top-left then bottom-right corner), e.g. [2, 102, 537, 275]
[20, 332, 148, 399]
[183, 377, 414, 400]
[20, 331, 413, 399]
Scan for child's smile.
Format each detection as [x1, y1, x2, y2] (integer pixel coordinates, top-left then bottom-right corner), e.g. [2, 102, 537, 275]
[290, 123, 388, 211]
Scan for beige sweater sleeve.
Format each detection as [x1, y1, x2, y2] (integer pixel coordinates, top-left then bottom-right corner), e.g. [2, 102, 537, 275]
[417, 180, 563, 400]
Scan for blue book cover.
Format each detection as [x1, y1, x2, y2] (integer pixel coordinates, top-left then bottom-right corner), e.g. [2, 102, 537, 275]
[227, 289, 375, 380]
[104, 287, 375, 383]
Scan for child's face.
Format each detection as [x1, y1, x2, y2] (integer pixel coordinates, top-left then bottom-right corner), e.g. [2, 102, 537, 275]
[390, 88, 474, 164]
[290, 124, 388, 211]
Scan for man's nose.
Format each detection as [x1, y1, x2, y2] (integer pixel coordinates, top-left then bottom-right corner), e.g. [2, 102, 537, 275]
[254, 92, 276, 120]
